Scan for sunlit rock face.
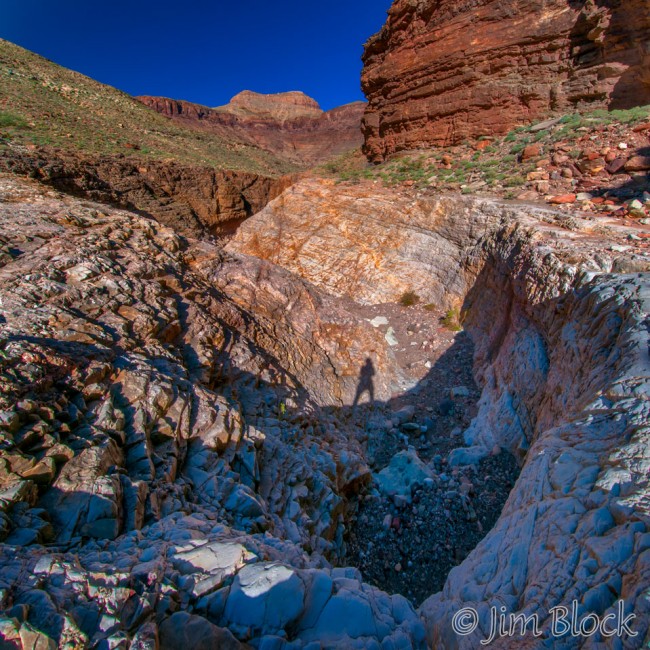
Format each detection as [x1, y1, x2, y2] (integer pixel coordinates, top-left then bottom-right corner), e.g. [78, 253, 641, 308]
[361, 0, 650, 161]
[1, 172, 650, 647]
[138, 91, 366, 169]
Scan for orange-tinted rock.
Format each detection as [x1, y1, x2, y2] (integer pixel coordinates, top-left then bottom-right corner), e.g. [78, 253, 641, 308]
[521, 144, 542, 161]
[361, 0, 650, 161]
[577, 157, 607, 175]
[547, 194, 577, 204]
[138, 91, 365, 169]
[624, 156, 650, 172]
[0, 147, 292, 237]
[475, 139, 493, 151]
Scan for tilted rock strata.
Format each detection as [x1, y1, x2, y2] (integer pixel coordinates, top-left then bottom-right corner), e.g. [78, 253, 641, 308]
[422, 252, 650, 649]
[0, 174, 425, 648]
[138, 91, 366, 168]
[361, 0, 650, 161]
[231, 178, 650, 646]
[0, 147, 293, 238]
[227, 178, 650, 306]
[2, 173, 650, 646]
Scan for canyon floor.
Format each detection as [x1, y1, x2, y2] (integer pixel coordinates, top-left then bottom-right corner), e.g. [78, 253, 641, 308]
[1, 163, 649, 648]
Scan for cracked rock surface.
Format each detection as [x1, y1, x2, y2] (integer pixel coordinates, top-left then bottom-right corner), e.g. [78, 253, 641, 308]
[1, 173, 649, 648]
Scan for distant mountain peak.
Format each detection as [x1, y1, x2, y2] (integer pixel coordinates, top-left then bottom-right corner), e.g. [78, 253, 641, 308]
[225, 90, 323, 121]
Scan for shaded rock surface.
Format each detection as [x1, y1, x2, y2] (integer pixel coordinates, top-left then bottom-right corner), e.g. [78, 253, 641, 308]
[361, 0, 650, 161]
[0, 174, 425, 649]
[138, 91, 366, 169]
[0, 148, 293, 239]
[1, 173, 650, 648]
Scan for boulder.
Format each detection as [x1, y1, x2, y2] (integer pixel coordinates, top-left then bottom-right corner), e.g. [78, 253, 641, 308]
[374, 449, 434, 502]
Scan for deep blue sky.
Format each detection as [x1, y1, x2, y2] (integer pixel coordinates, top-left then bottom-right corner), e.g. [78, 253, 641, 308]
[0, 0, 393, 111]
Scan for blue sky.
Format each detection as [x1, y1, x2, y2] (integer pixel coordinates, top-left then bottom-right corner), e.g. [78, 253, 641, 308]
[0, 0, 393, 111]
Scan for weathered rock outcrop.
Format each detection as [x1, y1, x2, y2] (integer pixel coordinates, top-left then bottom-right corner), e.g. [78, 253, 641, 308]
[2, 173, 650, 647]
[230, 178, 650, 646]
[421, 242, 650, 648]
[0, 173, 426, 648]
[361, 0, 650, 161]
[0, 148, 293, 237]
[138, 91, 366, 168]
[227, 178, 650, 306]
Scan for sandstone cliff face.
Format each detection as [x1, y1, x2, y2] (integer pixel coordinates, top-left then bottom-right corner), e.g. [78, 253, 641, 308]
[138, 91, 366, 168]
[361, 0, 650, 161]
[0, 148, 293, 238]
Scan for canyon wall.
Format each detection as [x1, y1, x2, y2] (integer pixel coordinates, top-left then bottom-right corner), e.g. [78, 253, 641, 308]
[227, 178, 649, 306]
[423, 239, 650, 649]
[0, 173, 425, 649]
[0, 148, 293, 238]
[361, 0, 650, 161]
[138, 91, 366, 169]
[230, 179, 650, 646]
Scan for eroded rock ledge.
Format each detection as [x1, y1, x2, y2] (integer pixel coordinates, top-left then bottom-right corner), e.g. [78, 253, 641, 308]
[0, 148, 293, 238]
[0, 175, 649, 647]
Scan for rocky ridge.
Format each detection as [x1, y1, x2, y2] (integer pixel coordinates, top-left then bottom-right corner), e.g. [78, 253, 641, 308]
[0, 39, 292, 176]
[138, 91, 366, 169]
[361, 0, 650, 161]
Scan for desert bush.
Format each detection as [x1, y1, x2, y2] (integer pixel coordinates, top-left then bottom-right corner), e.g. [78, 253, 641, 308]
[441, 308, 462, 331]
[399, 290, 420, 307]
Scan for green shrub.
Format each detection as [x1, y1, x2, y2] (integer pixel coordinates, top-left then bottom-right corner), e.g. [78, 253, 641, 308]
[0, 111, 28, 129]
[441, 308, 462, 331]
[423, 303, 437, 312]
[399, 291, 420, 307]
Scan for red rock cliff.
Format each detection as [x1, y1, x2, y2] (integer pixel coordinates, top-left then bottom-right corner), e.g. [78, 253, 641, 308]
[361, 0, 650, 161]
[138, 91, 366, 168]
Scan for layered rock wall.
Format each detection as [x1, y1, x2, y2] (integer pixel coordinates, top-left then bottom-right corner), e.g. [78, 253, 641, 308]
[423, 239, 650, 649]
[138, 91, 366, 168]
[361, 0, 650, 161]
[0, 148, 293, 237]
